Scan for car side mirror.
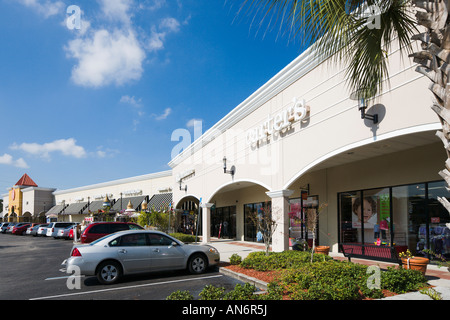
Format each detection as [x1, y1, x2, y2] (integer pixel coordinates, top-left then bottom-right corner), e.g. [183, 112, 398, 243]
[170, 241, 178, 247]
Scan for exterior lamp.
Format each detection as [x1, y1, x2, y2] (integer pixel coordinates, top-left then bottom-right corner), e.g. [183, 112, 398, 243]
[179, 180, 187, 192]
[223, 157, 235, 176]
[350, 88, 378, 124]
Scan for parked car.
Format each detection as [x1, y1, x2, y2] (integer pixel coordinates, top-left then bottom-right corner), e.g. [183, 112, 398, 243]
[57, 225, 77, 240]
[0, 222, 10, 233]
[46, 222, 78, 238]
[80, 222, 144, 244]
[27, 224, 43, 236]
[12, 223, 31, 235]
[6, 223, 18, 233]
[60, 230, 220, 285]
[36, 224, 50, 236]
[25, 223, 42, 235]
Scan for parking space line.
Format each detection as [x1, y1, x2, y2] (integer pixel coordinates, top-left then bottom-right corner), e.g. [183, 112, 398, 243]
[45, 275, 85, 280]
[30, 274, 223, 300]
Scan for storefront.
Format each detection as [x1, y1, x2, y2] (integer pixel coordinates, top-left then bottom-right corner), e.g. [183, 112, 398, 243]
[338, 180, 450, 259]
[169, 35, 449, 264]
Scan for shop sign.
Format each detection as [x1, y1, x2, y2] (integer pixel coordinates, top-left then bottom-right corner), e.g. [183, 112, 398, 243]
[431, 217, 440, 223]
[246, 98, 309, 145]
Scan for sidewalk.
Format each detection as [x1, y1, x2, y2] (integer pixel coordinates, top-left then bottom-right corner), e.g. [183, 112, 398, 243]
[209, 239, 450, 300]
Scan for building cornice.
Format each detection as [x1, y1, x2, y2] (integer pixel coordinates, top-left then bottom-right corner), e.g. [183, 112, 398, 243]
[53, 170, 172, 196]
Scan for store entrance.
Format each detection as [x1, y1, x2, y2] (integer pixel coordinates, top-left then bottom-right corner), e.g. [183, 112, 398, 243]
[289, 195, 319, 248]
[211, 206, 236, 239]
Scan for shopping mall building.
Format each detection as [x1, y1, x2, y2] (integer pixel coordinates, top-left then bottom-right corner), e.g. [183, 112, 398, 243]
[170, 39, 449, 257]
[2, 38, 449, 260]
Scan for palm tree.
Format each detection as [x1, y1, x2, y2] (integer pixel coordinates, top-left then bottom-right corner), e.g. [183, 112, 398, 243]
[238, 0, 450, 215]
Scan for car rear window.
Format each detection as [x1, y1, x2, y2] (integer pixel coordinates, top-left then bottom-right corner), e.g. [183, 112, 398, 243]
[128, 224, 144, 230]
[88, 224, 109, 234]
[55, 223, 74, 228]
[110, 224, 129, 233]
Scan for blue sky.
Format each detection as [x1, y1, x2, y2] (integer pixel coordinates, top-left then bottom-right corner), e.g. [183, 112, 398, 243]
[0, 0, 305, 192]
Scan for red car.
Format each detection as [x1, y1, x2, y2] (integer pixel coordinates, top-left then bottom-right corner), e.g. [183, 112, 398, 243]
[12, 223, 31, 235]
[80, 222, 144, 244]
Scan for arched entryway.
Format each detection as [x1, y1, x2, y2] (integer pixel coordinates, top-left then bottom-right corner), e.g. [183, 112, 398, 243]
[204, 180, 271, 242]
[175, 195, 200, 235]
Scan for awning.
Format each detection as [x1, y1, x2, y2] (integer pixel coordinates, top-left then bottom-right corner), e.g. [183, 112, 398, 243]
[148, 193, 172, 212]
[62, 202, 88, 215]
[112, 196, 147, 212]
[82, 200, 104, 214]
[45, 204, 66, 216]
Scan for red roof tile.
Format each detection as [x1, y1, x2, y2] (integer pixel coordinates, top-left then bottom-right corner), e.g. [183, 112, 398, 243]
[15, 174, 38, 187]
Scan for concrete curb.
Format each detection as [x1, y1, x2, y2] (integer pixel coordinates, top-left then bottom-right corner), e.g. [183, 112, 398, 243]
[219, 266, 268, 291]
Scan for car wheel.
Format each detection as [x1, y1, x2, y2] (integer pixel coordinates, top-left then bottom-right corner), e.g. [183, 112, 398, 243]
[96, 261, 122, 285]
[188, 253, 207, 274]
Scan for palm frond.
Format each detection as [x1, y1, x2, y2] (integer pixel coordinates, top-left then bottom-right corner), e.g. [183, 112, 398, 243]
[238, 0, 418, 97]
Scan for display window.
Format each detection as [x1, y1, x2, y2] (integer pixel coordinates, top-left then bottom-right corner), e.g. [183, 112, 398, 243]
[289, 196, 319, 247]
[244, 202, 271, 242]
[339, 181, 450, 261]
[211, 206, 236, 239]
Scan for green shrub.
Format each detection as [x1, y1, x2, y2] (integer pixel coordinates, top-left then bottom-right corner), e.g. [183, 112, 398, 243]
[166, 290, 194, 300]
[224, 283, 257, 300]
[229, 253, 242, 265]
[199, 285, 226, 300]
[240, 250, 332, 271]
[169, 233, 196, 243]
[381, 266, 427, 294]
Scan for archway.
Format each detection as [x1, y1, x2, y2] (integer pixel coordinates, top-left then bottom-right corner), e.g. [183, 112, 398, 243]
[22, 212, 32, 223]
[175, 195, 200, 235]
[206, 180, 272, 242]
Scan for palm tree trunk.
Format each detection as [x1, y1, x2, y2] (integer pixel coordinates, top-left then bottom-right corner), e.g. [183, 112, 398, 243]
[411, 0, 450, 213]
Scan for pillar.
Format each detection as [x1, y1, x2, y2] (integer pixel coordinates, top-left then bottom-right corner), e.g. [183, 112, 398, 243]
[201, 203, 214, 244]
[266, 189, 294, 252]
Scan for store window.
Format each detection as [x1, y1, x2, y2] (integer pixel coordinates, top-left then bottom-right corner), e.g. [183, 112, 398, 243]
[392, 184, 426, 256]
[339, 181, 450, 261]
[244, 202, 271, 242]
[428, 181, 450, 258]
[289, 196, 319, 247]
[211, 206, 236, 239]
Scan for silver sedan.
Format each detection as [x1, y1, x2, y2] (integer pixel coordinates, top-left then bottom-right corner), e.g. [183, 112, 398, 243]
[60, 230, 220, 285]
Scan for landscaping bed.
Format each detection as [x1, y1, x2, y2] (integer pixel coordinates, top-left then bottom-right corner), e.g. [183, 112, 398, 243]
[167, 251, 430, 300]
[225, 251, 429, 300]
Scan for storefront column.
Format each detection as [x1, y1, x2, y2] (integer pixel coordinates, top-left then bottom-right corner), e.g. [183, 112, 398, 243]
[266, 189, 294, 252]
[201, 203, 214, 244]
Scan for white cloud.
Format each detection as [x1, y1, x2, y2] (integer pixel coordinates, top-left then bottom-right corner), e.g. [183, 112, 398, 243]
[155, 107, 172, 120]
[65, 29, 146, 87]
[98, 0, 133, 25]
[147, 17, 181, 52]
[62, 1, 186, 88]
[186, 119, 203, 128]
[0, 154, 29, 169]
[11, 138, 87, 159]
[17, 0, 64, 18]
[120, 95, 142, 107]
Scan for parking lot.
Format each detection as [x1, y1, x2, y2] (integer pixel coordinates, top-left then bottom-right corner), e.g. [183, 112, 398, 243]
[0, 233, 245, 300]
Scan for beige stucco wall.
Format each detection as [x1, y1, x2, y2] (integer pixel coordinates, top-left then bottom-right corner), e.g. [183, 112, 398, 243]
[53, 171, 173, 205]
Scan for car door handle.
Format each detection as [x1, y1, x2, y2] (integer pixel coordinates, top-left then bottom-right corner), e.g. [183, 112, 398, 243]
[118, 249, 127, 254]
[153, 249, 160, 253]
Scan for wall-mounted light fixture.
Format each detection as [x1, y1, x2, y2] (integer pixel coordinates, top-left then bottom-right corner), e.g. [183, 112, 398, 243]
[223, 156, 235, 177]
[179, 180, 187, 192]
[350, 88, 378, 124]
